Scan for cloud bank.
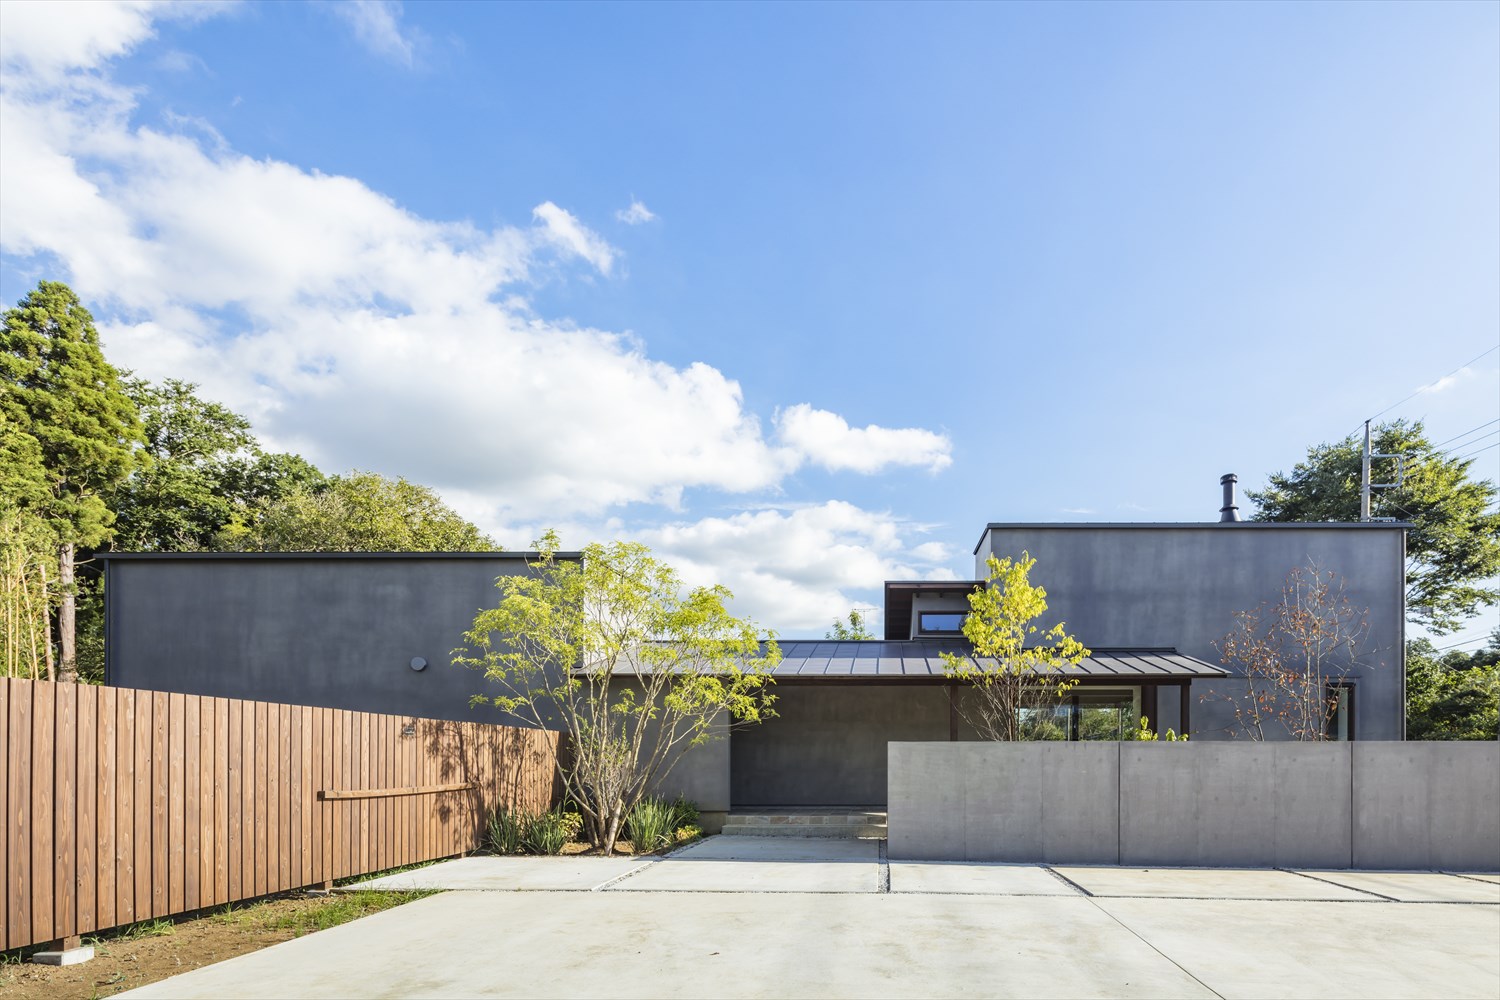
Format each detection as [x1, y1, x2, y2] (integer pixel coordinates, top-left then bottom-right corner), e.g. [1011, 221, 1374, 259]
[0, 1, 958, 629]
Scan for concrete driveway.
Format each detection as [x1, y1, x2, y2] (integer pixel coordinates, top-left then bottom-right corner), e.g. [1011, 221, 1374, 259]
[123, 837, 1500, 1000]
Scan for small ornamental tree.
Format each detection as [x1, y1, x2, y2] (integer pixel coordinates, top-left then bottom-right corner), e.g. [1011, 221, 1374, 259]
[826, 609, 874, 640]
[941, 552, 1089, 741]
[1215, 563, 1371, 741]
[455, 534, 779, 854]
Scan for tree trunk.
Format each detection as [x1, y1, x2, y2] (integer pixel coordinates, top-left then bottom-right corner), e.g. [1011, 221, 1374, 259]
[39, 557, 54, 682]
[57, 542, 76, 683]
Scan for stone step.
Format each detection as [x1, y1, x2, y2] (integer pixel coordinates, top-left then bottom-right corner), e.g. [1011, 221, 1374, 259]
[721, 811, 888, 839]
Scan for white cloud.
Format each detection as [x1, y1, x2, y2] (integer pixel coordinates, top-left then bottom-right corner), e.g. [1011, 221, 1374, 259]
[776, 403, 952, 474]
[630, 502, 958, 633]
[615, 199, 656, 225]
[0, 2, 954, 531]
[533, 201, 616, 277]
[330, 0, 417, 68]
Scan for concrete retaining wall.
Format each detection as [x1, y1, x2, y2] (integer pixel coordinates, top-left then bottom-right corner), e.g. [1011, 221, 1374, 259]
[889, 741, 1500, 871]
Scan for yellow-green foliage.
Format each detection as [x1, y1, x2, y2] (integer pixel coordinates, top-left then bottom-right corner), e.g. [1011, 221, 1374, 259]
[456, 534, 778, 855]
[1134, 716, 1188, 741]
[941, 552, 1090, 741]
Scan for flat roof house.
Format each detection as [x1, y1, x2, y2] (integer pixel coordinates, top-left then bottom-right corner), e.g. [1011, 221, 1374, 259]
[103, 494, 1407, 827]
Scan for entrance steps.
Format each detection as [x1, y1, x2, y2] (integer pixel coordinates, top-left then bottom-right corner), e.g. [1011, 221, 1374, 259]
[721, 808, 887, 839]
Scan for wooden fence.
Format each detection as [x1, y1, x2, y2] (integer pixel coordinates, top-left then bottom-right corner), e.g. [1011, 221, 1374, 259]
[1, 677, 563, 951]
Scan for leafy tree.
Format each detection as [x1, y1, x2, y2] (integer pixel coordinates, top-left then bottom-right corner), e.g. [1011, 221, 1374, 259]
[1216, 564, 1370, 741]
[940, 552, 1089, 741]
[825, 609, 874, 640]
[1, 281, 142, 681]
[1248, 419, 1500, 635]
[223, 470, 496, 552]
[455, 534, 780, 854]
[108, 378, 257, 551]
[1406, 631, 1499, 740]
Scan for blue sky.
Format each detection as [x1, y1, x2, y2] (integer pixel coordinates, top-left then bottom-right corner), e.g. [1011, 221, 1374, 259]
[1, 1, 1497, 643]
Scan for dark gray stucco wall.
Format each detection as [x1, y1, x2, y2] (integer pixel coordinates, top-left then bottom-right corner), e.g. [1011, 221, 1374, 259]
[976, 524, 1407, 740]
[730, 684, 952, 806]
[106, 555, 552, 725]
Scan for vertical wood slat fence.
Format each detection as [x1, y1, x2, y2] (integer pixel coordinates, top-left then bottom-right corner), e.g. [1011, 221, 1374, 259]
[1, 677, 563, 951]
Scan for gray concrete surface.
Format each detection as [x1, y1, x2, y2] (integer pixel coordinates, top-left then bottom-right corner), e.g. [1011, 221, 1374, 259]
[977, 523, 1406, 740]
[121, 866, 1500, 999]
[1354, 741, 1500, 871]
[888, 862, 1074, 895]
[351, 855, 650, 892]
[1119, 742, 1353, 868]
[1053, 866, 1373, 901]
[1298, 870, 1500, 904]
[614, 835, 879, 893]
[890, 740, 1500, 871]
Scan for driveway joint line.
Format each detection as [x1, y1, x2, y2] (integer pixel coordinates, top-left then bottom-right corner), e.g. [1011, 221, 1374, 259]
[1042, 865, 1094, 896]
[1281, 868, 1400, 901]
[1444, 871, 1500, 886]
[878, 840, 891, 893]
[1084, 895, 1227, 1000]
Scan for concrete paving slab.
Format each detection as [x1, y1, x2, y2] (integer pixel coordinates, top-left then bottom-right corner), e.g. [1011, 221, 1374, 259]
[121, 890, 1214, 999]
[614, 859, 880, 893]
[1098, 897, 1500, 1000]
[1054, 865, 1372, 900]
[349, 855, 648, 892]
[889, 862, 1077, 896]
[668, 835, 880, 862]
[1297, 870, 1500, 903]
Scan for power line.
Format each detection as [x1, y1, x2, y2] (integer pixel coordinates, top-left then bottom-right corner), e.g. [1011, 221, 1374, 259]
[1347, 344, 1500, 439]
[1453, 440, 1499, 462]
[1431, 418, 1500, 450]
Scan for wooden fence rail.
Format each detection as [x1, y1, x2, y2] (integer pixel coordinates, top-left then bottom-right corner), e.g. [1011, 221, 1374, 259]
[1, 677, 563, 951]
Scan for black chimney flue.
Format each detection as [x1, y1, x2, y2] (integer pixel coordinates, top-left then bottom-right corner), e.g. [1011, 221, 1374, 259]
[1219, 473, 1241, 522]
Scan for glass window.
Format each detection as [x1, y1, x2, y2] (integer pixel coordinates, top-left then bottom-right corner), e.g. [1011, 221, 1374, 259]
[918, 611, 967, 633]
[1327, 684, 1355, 741]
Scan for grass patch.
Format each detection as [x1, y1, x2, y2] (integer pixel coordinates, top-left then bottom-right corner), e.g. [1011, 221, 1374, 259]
[261, 890, 437, 936]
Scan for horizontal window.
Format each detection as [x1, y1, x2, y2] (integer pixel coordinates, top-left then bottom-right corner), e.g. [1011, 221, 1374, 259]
[918, 611, 967, 634]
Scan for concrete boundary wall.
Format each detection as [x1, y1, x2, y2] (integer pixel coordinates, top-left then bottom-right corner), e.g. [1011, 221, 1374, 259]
[888, 741, 1500, 871]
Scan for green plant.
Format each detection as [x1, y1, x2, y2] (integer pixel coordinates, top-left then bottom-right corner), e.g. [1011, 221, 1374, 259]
[674, 824, 702, 844]
[486, 805, 527, 855]
[1134, 716, 1188, 742]
[625, 796, 677, 852]
[113, 918, 175, 940]
[521, 808, 579, 855]
[263, 889, 436, 936]
[668, 795, 699, 830]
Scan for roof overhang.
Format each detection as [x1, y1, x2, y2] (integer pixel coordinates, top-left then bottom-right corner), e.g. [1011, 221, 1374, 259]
[595, 641, 1229, 682]
[882, 581, 985, 640]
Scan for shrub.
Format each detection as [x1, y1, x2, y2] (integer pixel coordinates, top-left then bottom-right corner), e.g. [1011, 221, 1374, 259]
[668, 795, 699, 830]
[521, 809, 580, 855]
[625, 796, 676, 852]
[487, 806, 526, 855]
[674, 824, 702, 844]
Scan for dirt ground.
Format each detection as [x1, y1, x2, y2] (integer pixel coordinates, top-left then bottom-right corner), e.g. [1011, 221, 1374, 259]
[0, 889, 435, 1000]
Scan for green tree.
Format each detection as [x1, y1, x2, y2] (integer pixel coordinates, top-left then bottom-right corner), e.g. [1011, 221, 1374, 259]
[825, 609, 874, 640]
[455, 534, 780, 854]
[941, 552, 1089, 741]
[1248, 419, 1500, 635]
[1, 281, 142, 681]
[108, 378, 256, 551]
[223, 470, 495, 552]
[1406, 631, 1499, 740]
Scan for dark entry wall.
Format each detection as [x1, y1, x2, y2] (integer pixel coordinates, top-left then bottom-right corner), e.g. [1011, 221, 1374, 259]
[731, 684, 950, 806]
[103, 552, 570, 725]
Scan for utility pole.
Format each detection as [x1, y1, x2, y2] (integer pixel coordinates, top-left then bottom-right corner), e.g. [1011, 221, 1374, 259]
[1361, 420, 1372, 522]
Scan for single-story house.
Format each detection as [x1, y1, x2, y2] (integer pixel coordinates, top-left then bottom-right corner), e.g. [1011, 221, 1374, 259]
[101, 498, 1406, 830]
